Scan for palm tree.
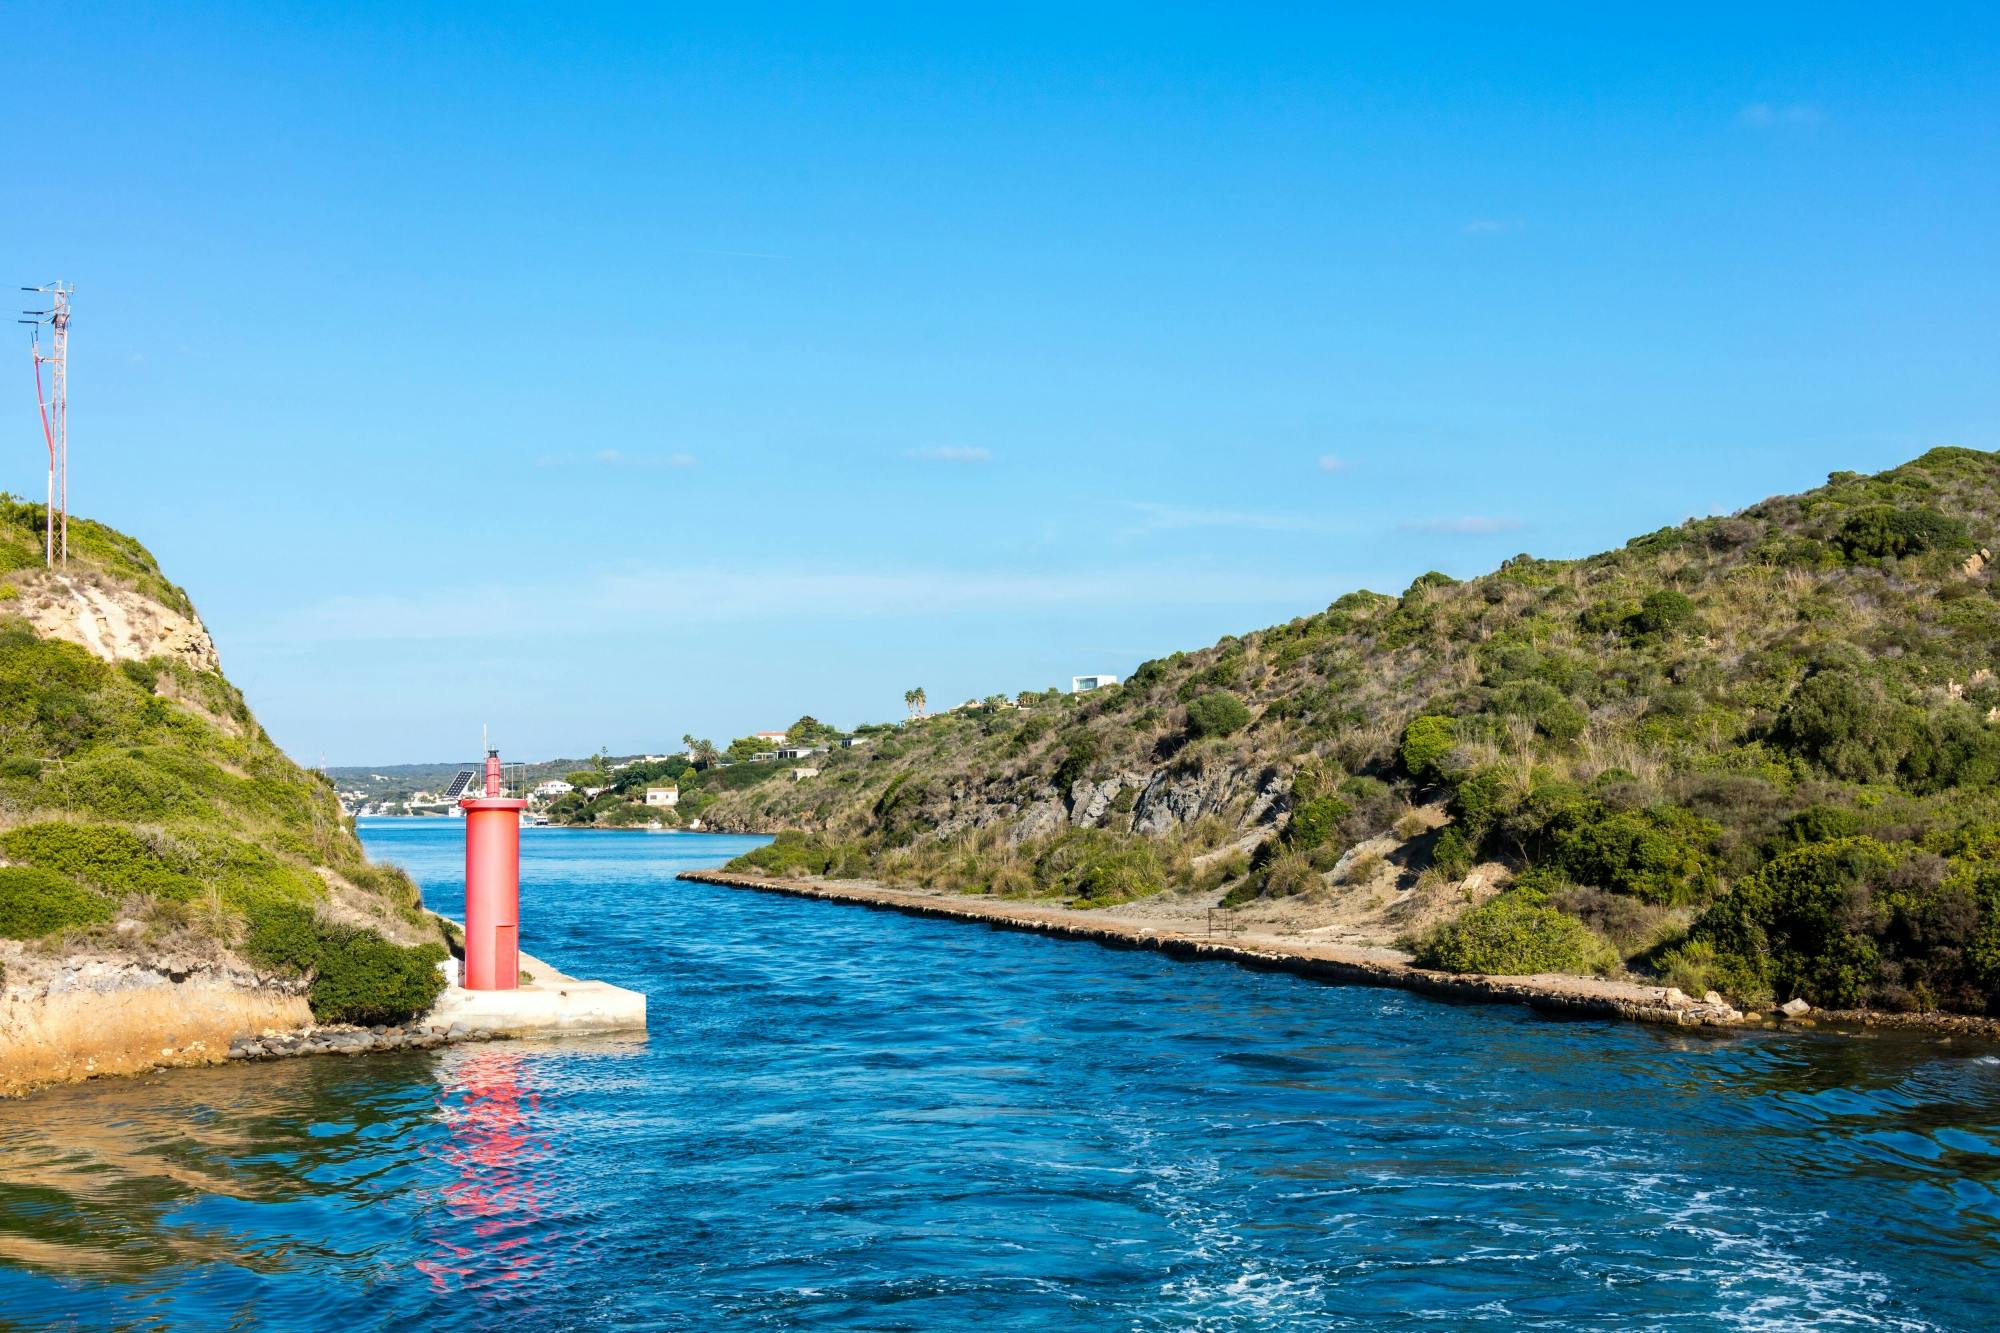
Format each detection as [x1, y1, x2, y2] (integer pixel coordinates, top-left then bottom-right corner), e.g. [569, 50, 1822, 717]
[904, 687, 927, 720]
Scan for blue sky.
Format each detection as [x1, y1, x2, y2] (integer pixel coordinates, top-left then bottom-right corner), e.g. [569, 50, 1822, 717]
[4, 4, 1995, 763]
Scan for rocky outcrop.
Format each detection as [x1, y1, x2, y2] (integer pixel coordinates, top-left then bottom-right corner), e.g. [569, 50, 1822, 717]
[1009, 797, 1068, 844]
[1130, 765, 1285, 835]
[10, 571, 220, 671]
[0, 958, 311, 1097]
[1069, 772, 1146, 828]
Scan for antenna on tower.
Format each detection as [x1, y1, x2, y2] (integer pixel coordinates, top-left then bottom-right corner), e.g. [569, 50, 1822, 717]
[19, 282, 72, 567]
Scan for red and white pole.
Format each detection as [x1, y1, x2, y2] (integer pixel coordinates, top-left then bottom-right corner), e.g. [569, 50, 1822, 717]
[460, 750, 528, 990]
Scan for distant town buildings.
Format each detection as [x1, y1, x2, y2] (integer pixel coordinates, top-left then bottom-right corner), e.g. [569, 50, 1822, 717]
[1072, 674, 1120, 693]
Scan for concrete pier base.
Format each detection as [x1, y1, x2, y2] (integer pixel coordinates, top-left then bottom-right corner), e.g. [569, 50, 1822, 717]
[425, 948, 647, 1040]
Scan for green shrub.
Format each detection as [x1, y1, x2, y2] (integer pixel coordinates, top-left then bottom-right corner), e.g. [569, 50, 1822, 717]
[1072, 846, 1165, 905]
[1836, 506, 1971, 561]
[1551, 806, 1718, 905]
[726, 831, 872, 878]
[1630, 589, 1698, 638]
[1415, 890, 1616, 976]
[1033, 829, 1167, 905]
[1772, 671, 1914, 782]
[1399, 714, 1458, 782]
[1690, 837, 1894, 1008]
[0, 822, 203, 901]
[1054, 734, 1102, 789]
[43, 753, 209, 822]
[0, 865, 112, 939]
[1781, 805, 1862, 846]
[1185, 692, 1251, 739]
[1902, 704, 2000, 793]
[240, 898, 445, 1024]
[1432, 826, 1475, 880]
[309, 931, 447, 1026]
[1656, 937, 1722, 997]
[1285, 795, 1351, 853]
[1492, 680, 1588, 741]
[1259, 850, 1319, 899]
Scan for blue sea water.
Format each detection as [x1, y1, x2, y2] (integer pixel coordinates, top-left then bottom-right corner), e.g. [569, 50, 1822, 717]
[4, 821, 2000, 1330]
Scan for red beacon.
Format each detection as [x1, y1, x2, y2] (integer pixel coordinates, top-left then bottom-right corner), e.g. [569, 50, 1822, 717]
[459, 749, 528, 990]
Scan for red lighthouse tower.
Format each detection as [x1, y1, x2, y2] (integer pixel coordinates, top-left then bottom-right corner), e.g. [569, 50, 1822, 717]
[460, 749, 528, 990]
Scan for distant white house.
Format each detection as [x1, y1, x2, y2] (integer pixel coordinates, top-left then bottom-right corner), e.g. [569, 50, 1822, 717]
[532, 779, 575, 798]
[776, 744, 825, 760]
[791, 767, 820, 781]
[644, 786, 680, 808]
[840, 735, 870, 749]
[753, 730, 788, 743]
[1072, 674, 1120, 693]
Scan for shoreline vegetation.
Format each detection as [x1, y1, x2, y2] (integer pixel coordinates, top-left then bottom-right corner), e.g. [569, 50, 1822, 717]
[694, 449, 2000, 1025]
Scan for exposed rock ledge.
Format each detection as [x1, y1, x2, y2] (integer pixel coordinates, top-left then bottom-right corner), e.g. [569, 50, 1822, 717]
[677, 871, 1748, 1030]
[0, 959, 312, 1097]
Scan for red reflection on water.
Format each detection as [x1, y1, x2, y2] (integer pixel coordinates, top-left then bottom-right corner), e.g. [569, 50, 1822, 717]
[417, 1047, 552, 1294]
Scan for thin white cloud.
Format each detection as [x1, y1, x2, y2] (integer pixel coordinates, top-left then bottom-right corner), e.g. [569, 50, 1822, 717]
[1317, 454, 1351, 473]
[246, 565, 1346, 644]
[1739, 102, 1822, 129]
[1405, 516, 1523, 535]
[537, 449, 695, 469]
[905, 445, 991, 463]
[1121, 501, 1336, 536]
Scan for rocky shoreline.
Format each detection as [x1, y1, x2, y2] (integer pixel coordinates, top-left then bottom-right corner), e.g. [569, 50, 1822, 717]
[225, 1019, 485, 1063]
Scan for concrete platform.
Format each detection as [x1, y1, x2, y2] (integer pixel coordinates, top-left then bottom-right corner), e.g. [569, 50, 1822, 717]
[423, 948, 646, 1040]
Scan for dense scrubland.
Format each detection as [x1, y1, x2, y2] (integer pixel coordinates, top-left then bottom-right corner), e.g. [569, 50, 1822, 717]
[710, 449, 2000, 1016]
[0, 499, 445, 1024]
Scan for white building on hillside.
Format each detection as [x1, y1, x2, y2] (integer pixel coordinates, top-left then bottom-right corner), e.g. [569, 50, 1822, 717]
[1072, 674, 1120, 693]
[645, 786, 680, 808]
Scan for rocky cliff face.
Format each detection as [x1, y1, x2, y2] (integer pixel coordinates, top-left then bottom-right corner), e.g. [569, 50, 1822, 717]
[10, 568, 221, 672]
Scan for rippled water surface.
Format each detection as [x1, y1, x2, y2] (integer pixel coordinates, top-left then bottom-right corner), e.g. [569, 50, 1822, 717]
[6, 823, 2000, 1329]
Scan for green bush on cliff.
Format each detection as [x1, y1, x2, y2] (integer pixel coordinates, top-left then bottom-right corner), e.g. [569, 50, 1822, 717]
[1399, 715, 1457, 782]
[1836, 505, 1970, 561]
[309, 930, 448, 1026]
[1550, 807, 1718, 905]
[0, 866, 113, 939]
[1185, 692, 1250, 739]
[0, 822, 204, 901]
[1415, 890, 1616, 976]
[240, 899, 446, 1025]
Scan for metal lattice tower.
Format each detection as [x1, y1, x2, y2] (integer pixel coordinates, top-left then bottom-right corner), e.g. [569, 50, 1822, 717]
[19, 281, 72, 567]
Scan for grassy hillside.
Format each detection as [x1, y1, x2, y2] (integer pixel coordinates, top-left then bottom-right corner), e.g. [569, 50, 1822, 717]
[0, 499, 444, 1024]
[705, 448, 2000, 1016]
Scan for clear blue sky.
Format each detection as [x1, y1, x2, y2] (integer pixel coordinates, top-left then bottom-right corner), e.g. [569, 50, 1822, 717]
[4, 5, 1995, 764]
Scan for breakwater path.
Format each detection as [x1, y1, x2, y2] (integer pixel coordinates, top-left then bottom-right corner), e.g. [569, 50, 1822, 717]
[678, 869, 1750, 1028]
